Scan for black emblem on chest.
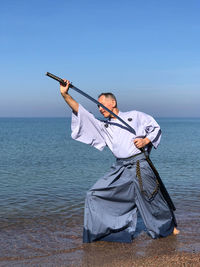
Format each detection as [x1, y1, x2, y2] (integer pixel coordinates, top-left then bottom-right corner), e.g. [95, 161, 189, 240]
[128, 118, 132, 122]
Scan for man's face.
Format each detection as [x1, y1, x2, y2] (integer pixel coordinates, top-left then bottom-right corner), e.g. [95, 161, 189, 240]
[98, 95, 116, 118]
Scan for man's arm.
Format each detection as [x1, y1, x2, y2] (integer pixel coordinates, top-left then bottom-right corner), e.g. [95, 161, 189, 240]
[133, 111, 161, 149]
[60, 79, 79, 113]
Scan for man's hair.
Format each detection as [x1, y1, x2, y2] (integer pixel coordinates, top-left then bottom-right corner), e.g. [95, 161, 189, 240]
[98, 93, 118, 107]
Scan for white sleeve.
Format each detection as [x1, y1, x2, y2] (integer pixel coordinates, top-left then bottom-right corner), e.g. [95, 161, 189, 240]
[137, 112, 162, 149]
[71, 104, 106, 151]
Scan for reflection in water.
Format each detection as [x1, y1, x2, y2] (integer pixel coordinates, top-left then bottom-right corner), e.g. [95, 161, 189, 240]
[0, 208, 199, 266]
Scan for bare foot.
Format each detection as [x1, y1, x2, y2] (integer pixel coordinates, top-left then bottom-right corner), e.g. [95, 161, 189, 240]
[173, 227, 180, 235]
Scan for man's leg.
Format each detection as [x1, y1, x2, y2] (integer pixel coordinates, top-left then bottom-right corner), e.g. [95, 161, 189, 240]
[83, 164, 137, 243]
[134, 159, 177, 238]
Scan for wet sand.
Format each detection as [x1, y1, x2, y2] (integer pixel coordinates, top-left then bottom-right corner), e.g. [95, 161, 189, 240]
[2, 252, 199, 267]
[1, 225, 200, 267]
[0, 206, 199, 266]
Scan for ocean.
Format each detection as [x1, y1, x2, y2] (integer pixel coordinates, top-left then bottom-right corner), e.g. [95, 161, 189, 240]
[0, 117, 200, 266]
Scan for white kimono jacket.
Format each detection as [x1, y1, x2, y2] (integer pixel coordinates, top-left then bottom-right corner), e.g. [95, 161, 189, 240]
[71, 104, 161, 159]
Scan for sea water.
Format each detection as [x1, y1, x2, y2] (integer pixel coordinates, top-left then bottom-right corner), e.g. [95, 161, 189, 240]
[0, 117, 200, 265]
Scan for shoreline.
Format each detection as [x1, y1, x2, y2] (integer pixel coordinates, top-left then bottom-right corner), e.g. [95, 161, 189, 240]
[1, 212, 199, 266]
[99, 252, 200, 267]
[1, 251, 199, 267]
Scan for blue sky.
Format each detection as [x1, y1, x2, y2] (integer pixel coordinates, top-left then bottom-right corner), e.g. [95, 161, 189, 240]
[0, 0, 199, 117]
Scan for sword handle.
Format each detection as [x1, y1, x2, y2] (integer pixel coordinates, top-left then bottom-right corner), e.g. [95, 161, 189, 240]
[46, 72, 67, 86]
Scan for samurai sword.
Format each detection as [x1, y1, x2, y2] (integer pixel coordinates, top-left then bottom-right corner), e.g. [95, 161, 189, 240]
[145, 156, 176, 211]
[46, 71, 176, 211]
[46, 72, 135, 134]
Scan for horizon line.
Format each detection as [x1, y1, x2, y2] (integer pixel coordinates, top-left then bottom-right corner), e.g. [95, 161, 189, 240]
[0, 116, 200, 119]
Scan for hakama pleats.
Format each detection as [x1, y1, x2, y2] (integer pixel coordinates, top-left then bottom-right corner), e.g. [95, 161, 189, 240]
[83, 153, 176, 243]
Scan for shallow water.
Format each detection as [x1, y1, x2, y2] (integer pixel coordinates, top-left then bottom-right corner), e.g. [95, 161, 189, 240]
[0, 117, 200, 266]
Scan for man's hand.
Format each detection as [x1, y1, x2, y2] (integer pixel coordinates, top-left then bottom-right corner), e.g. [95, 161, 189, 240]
[60, 79, 71, 96]
[60, 79, 79, 113]
[134, 138, 151, 149]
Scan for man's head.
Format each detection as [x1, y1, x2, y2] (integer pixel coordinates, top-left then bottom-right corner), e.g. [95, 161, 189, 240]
[98, 93, 118, 118]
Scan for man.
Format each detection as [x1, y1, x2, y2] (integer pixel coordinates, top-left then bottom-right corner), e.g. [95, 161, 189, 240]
[60, 80, 179, 243]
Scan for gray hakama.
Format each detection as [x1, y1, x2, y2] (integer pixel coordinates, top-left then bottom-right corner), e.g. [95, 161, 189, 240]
[71, 105, 177, 243]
